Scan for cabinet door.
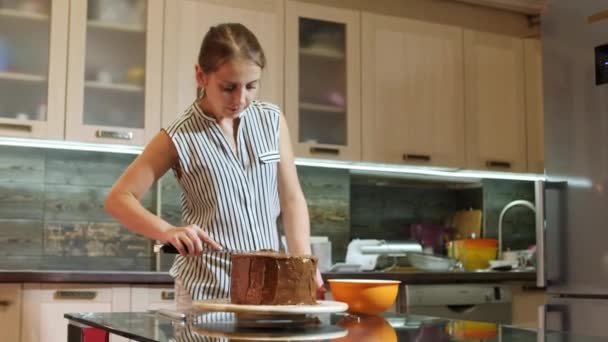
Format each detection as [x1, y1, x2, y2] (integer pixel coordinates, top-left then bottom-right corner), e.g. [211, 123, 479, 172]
[464, 30, 527, 172]
[130, 285, 176, 311]
[21, 283, 130, 342]
[285, 1, 361, 161]
[362, 13, 465, 168]
[162, 0, 284, 127]
[65, 0, 163, 146]
[0, 0, 67, 139]
[525, 38, 544, 173]
[0, 283, 21, 342]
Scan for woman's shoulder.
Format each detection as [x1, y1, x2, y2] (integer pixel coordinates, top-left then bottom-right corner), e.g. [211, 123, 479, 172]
[164, 104, 199, 135]
[249, 100, 282, 118]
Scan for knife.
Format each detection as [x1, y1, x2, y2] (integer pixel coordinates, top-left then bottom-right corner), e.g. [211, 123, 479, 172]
[153, 243, 246, 254]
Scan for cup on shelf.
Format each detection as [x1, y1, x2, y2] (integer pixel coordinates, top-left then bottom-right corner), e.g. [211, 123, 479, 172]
[97, 70, 113, 83]
[15, 112, 29, 121]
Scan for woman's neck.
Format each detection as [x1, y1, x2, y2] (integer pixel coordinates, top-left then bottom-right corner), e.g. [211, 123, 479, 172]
[198, 98, 230, 124]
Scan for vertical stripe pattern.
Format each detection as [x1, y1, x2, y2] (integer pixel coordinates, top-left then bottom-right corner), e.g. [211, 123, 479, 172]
[164, 100, 282, 302]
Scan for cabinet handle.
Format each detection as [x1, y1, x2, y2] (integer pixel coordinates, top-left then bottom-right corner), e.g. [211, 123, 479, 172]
[486, 160, 512, 169]
[54, 290, 97, 300]
[95, 130, 133, 140]
[0, 300, 13, 307]
[0, 123, 33, 132]
[161, 291, 175, 301]
[403, 154, 431, 162]
[310, 147, 340, 155]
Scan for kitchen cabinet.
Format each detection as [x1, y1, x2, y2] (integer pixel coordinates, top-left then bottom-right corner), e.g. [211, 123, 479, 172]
[130, 285, 176, 311]
[464, 29, 528, 172]
[285, 1, 361, 161]
[65, 0, 163, 146]
[161, 0, 284, 128]
[361, 13, 465, 168]
[21, 283, 130, 342]
[0, 0, 67, 140]
[511, 285, 547, 329]
[0, 283, 22, 342]
[524, 38, 544, 173]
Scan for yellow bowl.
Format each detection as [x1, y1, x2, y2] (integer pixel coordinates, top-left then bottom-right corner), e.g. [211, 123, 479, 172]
[327, 279, 401, 315]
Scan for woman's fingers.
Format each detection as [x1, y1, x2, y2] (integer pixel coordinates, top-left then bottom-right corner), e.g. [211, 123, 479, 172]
[177, 233, 196, 256]
[170, 238, 187, 256]
[184, 226, 203, 254]
[196, 228, 223, 251]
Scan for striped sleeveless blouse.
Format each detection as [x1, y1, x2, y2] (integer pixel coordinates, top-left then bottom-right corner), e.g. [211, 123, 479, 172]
[163, 100, 282, 301]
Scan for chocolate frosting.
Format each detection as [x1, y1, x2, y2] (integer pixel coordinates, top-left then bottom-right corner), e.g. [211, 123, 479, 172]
[230, 251, 318, 305]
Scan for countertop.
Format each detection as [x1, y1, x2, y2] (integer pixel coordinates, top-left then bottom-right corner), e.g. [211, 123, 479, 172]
[64, 311, 608, 342]
[0, 269, 536, 284]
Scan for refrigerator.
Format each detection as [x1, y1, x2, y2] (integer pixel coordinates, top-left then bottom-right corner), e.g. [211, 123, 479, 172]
[540, 0, 608, 337]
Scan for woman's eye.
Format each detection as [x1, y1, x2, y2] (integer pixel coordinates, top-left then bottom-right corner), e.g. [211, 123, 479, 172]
[222, 86, 235, 92]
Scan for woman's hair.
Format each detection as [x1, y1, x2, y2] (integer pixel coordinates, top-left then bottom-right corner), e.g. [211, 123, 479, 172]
[198, 23, 266, 73]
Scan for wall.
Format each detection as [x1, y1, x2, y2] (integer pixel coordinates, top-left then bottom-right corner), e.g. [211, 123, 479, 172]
[0, 146, 537, 271]
[0, 146, 154, 270]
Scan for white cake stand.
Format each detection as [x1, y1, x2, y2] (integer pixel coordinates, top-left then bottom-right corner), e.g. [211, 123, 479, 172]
[193, 298, 348, 315]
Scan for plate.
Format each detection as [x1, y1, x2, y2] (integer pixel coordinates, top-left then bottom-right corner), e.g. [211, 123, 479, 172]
[193, 298, 348, 315]
[191, 323, 347, 341]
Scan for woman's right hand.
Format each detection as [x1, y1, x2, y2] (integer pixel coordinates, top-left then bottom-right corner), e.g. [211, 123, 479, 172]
[161, 225, 223, 256]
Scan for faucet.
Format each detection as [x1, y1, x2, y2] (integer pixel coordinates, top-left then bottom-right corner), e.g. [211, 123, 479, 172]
[497, 200, 536, 259]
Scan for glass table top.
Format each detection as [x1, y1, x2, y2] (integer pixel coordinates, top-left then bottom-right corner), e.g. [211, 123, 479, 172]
[64, 311, 608, 342]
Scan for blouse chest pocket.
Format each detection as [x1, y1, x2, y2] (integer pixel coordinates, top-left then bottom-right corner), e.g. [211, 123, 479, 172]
[258, 150, 281, 164]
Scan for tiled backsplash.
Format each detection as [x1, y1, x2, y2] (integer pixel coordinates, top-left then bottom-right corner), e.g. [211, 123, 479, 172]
[0, 146, 537, 271]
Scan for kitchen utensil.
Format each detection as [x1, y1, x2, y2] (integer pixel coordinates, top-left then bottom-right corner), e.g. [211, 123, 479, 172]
[344, 239, 422, 271]
[448, 239, 497, 271]
[192, 298, 348, 315]
[153, 243, 244, 254]
[407, 252, 460, 272]
[450, 209, 482, 239]
[327, 279, 400, 315]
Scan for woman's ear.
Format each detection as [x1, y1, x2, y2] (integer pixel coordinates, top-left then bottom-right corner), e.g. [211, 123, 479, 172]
[194, 64, 207, 88]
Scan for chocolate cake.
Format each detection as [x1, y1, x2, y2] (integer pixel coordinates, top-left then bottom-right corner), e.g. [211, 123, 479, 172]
[230, 251, 318, 305]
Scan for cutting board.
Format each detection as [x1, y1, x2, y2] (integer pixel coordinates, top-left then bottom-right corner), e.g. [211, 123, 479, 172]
[450, 209, 482, 239]
[193, 298, 348, 315]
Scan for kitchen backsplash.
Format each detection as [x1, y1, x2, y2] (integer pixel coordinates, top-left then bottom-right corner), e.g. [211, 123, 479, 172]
[0, 146, 536, 271]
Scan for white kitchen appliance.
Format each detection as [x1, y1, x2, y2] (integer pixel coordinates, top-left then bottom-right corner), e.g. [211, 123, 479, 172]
[330, 239, 423, 272]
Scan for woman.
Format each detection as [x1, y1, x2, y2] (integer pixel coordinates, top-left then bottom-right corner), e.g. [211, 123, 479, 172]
[105, 23, 324, 310]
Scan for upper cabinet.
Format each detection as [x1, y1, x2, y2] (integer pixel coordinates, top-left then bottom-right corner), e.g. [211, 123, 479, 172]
[361, 13, 465, 168]
[464, 30, 527, 172]
[65, 0, 163, 146]
[162, 0, 284, 127]
[285, 1, 361, 161]
[0, 0, 67, 140]
[524, 38, 544, 173]
[464, 29, 528, 172]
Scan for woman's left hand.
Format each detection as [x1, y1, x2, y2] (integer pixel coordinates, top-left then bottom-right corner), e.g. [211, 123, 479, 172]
[315, 268, 326, 300]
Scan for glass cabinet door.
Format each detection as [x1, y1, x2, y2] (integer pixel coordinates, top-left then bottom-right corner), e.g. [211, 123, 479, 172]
[286, 1, 361, 161]
[66, 0, 162, 146]
[0, 0, 67, 139]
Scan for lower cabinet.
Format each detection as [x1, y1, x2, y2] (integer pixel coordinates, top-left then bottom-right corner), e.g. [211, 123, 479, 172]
[511, 285, 548, 329]
[21, 283, 131, 342]
[130, 285, 176, 311]
[0, 283, 22, 342]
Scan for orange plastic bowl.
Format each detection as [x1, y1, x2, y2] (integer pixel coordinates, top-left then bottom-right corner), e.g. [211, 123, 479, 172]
[327, 279, 401, 315]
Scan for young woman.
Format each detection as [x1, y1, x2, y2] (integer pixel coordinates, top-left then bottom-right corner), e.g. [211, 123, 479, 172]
[105, 23, 324, 310]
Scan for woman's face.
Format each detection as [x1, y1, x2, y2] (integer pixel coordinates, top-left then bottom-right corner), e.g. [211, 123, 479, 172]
[196, 59, 261, 120]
